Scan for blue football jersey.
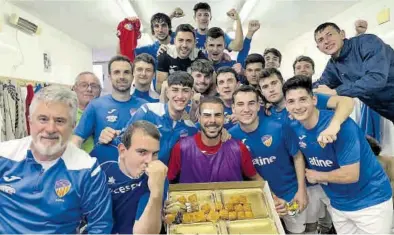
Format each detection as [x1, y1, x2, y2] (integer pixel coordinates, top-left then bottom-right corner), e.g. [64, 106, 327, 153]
[290, 110, 392, 211]
[0, 137, 113, 234]
[101, 161, 168, 234]
[229, 115, 300, 201]
[74, 95, 147, 145]
[126, 103, 198, 165]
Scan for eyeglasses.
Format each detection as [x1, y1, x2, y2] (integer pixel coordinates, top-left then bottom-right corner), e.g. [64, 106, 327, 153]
[78, 82, 101, 91]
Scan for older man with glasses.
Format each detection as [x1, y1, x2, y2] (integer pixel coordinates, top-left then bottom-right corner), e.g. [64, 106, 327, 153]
[73, 72, 102, 152]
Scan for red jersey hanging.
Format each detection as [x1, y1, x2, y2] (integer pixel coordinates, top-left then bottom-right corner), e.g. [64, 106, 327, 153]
[117, 18, 141, 62]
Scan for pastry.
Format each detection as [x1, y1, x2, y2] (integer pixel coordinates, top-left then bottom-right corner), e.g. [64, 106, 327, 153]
[237, 211, 246, 220]
[234, 204, 244, 212]
[215, 202, 223, 211]
[225, 202, 234, 211]
[177, 196, 187, 204]
[188, 194, 198, 203]
[243, 203, 252, 212]
[245, 211, 254, 219]
[239, 195, 248, 204]
[219, 209, 229, 220]
[229, 211, 237, 221]
[206, 211, 220, 222]
[201, 203, 211, 214]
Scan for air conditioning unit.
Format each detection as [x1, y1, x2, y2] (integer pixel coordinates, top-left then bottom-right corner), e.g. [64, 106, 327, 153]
[8, 13, 42, 35]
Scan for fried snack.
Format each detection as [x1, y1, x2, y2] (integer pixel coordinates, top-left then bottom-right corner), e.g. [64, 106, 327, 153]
[225, 202, 234, 211]
[165, 213, 176, 224]
[201, 203, 211, 214]
[215, 202, 223, 211]
[229, 211, 237, 221]
[188, 193, 198, 203]
[230, 195, 240, 204]
[191, 202, 199, 212]
[206, 211, 220, 222]
[177, 196, 187, 204]
[182, 213, 193, 223]
[245, 211, 254, 219]
[239, 195, 248, 204]
[243, 203, 252, 212]
[194, 211, 206, 222]
[219, 209, 229, 220]
[234, 204, 244, 212]
[237, 211, 246, 220]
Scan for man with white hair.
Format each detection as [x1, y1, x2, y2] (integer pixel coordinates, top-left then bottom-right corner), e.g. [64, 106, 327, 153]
[0, 86, 113, 234]
[73, 71, 102, 153]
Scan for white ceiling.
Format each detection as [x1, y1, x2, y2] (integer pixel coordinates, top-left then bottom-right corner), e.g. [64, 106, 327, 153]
[11, 0, 359, 61]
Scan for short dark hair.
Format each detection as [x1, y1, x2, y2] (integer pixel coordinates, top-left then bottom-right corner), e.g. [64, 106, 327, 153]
[259, 68, 284, 83]
[190, 59, 214, 76]
[314, 22, 341, 38]
[168, 71, 194, 88]
[193, 2, 211, 15]
[206, 27, 225, 40]
[150, 13, 172, 36]
[366, 135, 382, 156]
[216, 66, 238, 84]
[175, 24, 195, 38]
[245, 53, 265, 69]
[108, 55, 131, 74]
[132, 53, 156, 74]
[293, 55, 315, 72]
[121, 120, 160, 149]
[282, 75, 313, 98]
[232, 85, 260, 104]
[199, 96, 225, 114]
[263, 48, 282, 63]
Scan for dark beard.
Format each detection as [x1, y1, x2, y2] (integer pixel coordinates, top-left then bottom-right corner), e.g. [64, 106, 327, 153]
[201, 126, 223, 139]
[112, 84, 131, 93]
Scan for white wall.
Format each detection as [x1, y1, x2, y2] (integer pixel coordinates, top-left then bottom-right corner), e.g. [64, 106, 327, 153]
[0, 0, 93, 85]
[279, 0, 394, 156]
[280, 0, 394, 80]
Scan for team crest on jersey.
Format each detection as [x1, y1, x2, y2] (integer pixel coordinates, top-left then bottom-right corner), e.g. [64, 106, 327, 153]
[180, 129, 188, 138]
[106, 115, 118, 123]
[0, 184, 16, 195]
[55, 180, 71, 198]
[224, 113, 231, 124]
[261, 135, 273, 147]
[124, 23, 133, 31]
[299, 135, 307, 148]
[318, 141, 326, 149]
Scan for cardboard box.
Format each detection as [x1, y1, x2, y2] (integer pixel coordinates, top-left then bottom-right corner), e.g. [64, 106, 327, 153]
[166, 181, 285, 234]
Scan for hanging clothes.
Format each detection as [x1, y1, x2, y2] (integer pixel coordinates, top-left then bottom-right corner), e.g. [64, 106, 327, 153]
[2, 81, 27, 141]
[0, 81, 5, 142]
[25, 84, 34, 134]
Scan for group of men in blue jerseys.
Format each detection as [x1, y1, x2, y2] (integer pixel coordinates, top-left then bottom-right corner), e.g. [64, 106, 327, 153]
[1, 2, 394, 234]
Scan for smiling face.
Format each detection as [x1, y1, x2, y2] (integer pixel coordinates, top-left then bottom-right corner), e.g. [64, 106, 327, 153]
[175, 31, 195, 59]
[294, 61, 314, 78]
[192, 71, 213, 94]
[30, 101, 73, 158]
[285, 88, 317, 122]
[133, 61, 155, 87]
[315, 26, 345, 57]
[109, 61, 133, 93]
[199, 102, 224, 139]
[152, 20, 170, 42]
[166, 84, 193, 112]
[232, 91, 260, 126]
[206, 36, 225, 62]
[194, 9, 211, 30]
